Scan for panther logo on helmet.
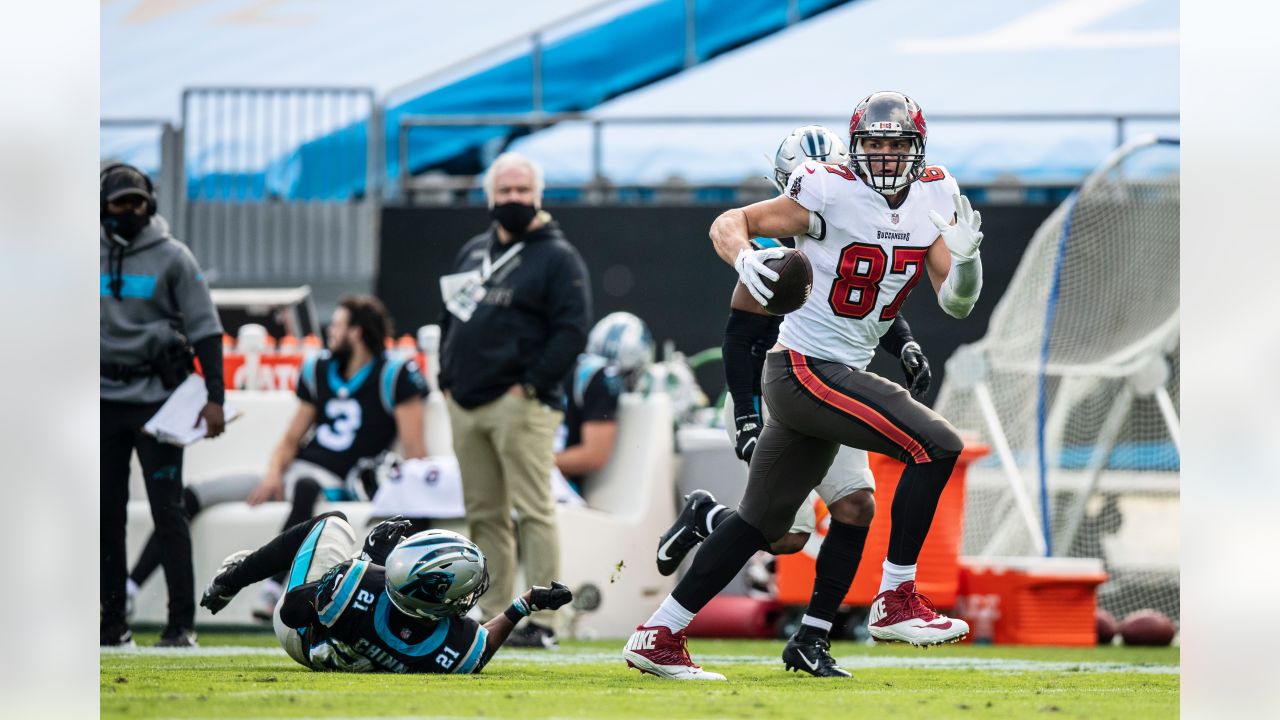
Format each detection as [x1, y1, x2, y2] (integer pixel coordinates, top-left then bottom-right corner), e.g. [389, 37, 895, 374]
[404, 569, 456, 602]
[384, 530, 490, 620]
[848, 91, 928, 196]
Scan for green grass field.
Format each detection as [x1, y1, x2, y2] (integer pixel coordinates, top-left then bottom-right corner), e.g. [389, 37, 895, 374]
[101, 631, 1178, 719]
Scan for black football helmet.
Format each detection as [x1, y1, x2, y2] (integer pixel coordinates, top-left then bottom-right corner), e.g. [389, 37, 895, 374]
[848, 91, 928, 196]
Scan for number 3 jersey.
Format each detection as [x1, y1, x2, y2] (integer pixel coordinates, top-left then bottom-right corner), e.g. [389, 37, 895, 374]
[777, 161, 961, 370]
[291, 558, 490, 674]
[294, 352, 428, 480]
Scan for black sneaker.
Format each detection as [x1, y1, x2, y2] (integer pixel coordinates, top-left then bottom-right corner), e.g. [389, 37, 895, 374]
[782, 634, 852, 678]
[201, 549, 252, 615]
[100, 624, 135, 649]
[156, 625, 199, 648]
[656, 490, 717, 576]
[506, 623, 558, 649]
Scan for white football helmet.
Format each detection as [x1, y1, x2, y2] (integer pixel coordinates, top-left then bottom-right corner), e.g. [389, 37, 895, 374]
[384, 529, 489, 620]
[586, 312, 655, 378]
[769, 125, 850, 192]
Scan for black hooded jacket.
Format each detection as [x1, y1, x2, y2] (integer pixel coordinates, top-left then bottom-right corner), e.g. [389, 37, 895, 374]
[438, 219, 591, 409]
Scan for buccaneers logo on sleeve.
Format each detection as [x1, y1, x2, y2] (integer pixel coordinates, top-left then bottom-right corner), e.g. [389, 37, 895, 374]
[789, 174, 803, 199]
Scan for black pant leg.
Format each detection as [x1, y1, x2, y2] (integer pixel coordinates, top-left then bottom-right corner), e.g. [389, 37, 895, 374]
[100, 401, 136, 628]
[136, 422, 193, 629]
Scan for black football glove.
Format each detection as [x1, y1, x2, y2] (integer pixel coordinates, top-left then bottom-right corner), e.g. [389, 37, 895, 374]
[361, 516, 413, 565]
[733, 413, 763, 464]
[900, 341, 932, 397]
[527, 581, 573, 612]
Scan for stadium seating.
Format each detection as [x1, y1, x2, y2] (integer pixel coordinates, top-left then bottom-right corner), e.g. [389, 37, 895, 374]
[127, 390, 678, 637]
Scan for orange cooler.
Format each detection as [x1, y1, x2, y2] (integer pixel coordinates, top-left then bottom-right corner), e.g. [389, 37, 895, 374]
[775, 443, 988, 609]
[955, 556, 1107, 646]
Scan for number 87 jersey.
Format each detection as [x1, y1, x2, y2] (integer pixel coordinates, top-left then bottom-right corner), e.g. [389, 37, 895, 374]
[777, 160, 959, 370]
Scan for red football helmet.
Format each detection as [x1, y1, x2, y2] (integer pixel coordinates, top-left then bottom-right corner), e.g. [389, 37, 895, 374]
[848, 91, 928, 196]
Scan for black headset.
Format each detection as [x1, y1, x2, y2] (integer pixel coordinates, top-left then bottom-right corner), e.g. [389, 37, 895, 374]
[100, 163, 157, 218]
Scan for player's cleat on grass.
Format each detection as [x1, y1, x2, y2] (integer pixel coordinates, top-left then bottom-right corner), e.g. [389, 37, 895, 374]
[656, 490, 717, 576]
[782, 633, 851, 677]
[100, 623, 136, 648]
[622, 624, 725, 680]
[155, 625, 199, 648]
[868, 580, 969, 646]
[506, 622, 559, 649]
[200, 550, 252, 615]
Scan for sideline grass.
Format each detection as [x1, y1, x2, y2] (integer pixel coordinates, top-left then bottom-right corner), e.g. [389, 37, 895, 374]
[102, 632, 1178, 719]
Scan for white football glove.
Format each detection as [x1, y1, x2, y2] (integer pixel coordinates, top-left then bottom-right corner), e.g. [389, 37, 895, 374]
[929, 193, 983, 261]
[734, 247, 784, 306]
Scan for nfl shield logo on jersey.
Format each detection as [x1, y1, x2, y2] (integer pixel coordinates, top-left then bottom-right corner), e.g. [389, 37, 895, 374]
[891, 212, 900, 224]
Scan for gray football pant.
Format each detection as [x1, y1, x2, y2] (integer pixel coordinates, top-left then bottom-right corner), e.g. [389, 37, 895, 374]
[738, 350, 963, 541]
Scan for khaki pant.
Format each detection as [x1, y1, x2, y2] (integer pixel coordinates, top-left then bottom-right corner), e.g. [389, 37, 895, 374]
[447, 393, 563, 625]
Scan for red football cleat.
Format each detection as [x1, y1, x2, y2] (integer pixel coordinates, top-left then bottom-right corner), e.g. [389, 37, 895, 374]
[868, 581, 969, 646]
[622, 624, 726, 680]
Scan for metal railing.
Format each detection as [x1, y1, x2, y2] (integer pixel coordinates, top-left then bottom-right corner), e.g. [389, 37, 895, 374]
[396, 111, 1181, 199]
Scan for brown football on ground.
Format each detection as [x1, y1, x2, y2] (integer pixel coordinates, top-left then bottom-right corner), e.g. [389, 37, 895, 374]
[1096, 608, 1118, 645]
[1119, 609, 1176, 646]
[762, 248, 813, 315]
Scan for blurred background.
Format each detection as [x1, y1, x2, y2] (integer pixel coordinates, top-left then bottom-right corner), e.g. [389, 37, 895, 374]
[101, 0, 1178, 400]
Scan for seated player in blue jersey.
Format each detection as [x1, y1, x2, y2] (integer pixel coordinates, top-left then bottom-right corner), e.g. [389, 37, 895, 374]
[201, 513, 572, 673]
[127, 295, 429, 621]
[553, 312, 655, 498]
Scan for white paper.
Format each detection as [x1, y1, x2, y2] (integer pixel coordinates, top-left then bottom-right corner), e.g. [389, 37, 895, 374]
[143, 374, 241, 447]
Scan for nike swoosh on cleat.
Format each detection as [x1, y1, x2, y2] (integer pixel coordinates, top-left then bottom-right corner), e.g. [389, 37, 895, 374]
[921, 620, 953, 630]
[796, 650, 819, 671]
[656, 529, 684, 562]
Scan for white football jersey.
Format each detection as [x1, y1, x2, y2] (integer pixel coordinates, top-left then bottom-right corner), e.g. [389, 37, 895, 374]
[776, 161, 961, 369]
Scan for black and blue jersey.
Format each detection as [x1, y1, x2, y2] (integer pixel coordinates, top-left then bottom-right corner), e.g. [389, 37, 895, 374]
[282, 558, 490, 675]
[294, 351, 428, 481]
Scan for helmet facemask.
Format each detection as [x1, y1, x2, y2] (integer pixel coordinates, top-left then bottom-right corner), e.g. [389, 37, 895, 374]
[848, 91, 929, 196]
[851, 134, 925, 196]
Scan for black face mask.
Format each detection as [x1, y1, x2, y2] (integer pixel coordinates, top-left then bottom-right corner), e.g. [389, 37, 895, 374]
[103, 212, 149, 242]
[490, 202, 538, 235]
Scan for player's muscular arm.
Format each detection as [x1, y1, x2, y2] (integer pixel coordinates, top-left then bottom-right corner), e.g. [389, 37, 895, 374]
[249, 402, 317, 505]
[555, 420, 618, 476]
[710, 196, 811, 266]
[394, 397, 427, 459]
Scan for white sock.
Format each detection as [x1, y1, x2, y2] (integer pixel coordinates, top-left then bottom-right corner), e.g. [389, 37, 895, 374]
[125, 578, 139, 597]
[645, 595, 695, 633]
[799, 615, 832, 633]
[704, 505, 726, 536]
[879, 560, 917, 594]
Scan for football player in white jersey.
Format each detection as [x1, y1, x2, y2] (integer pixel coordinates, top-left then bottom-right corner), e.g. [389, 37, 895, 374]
[624, 92, 983, 681]
[651, 124, 933, 678]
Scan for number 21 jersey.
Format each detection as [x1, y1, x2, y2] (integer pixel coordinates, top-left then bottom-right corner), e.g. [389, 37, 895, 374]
[777, 161, 960, 369]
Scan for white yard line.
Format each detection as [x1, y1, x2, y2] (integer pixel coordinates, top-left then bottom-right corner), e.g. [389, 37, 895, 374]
[101, 645, 1178, 674]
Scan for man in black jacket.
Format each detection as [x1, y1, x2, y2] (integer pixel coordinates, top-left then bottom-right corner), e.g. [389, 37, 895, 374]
[437, 153, 590, 647]
[100, 163, 226, 648]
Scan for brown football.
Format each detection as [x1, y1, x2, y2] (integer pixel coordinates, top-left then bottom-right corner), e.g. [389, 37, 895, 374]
[1119, 609, 1176, 647]
[762, 248, 813, 316]
[1096, 608, 1118, 645]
